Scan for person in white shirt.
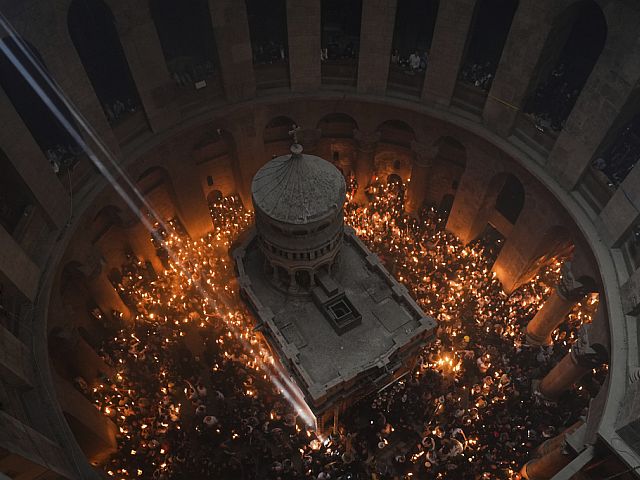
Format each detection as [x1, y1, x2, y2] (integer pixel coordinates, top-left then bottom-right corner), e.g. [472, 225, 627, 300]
[409, 50, 421, 70]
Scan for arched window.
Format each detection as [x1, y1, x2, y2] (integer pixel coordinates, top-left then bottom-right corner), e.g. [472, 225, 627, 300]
[264, 116, 296, 144]
[68, 0, 141, 126]
[376, 120, 416, 149]
[592, 106, 640, 188]
[0, 37, 81, 174]
[458, 0, 519, 92]
[318, 113, 358, 138]
[246, 0, 288, 65]
[388, 0, 439, 96]
[523, 0, 607, 132]
[0, 149, 34, 235]
[246, 0, 290, 89]
[495, 173, 524, 224]
[150, 0, 219, 86]
[321, 0, 362, 86]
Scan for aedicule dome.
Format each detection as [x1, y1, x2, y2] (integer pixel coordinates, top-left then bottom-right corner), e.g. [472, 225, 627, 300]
[251, 144, 346, 224]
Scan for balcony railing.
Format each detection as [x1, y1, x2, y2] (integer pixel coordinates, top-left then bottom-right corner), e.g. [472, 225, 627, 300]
[513, 113, 559, 159]
[386, 64, 424, 97]
[451, 81, 488, 116]
[321, 60, 357, 87]
[255, 62, 290, 91]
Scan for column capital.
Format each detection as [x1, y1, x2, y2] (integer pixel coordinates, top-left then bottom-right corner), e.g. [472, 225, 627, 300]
[353, 130, 380, 150]
[411, 141, 437, 168]
[571, 325, 608, 368]
[557, 261, 595, 301]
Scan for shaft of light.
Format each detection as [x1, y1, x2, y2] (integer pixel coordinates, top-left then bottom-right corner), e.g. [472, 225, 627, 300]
[0, 14, 317, 433]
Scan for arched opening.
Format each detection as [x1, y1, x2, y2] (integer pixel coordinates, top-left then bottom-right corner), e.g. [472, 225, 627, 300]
[522, 0, 607, 134]
[454, 0, 519, 113]
[373, 151, 412, 183]
[477, 223, 506, 266]
[377, 120, 416, 149]
[150, 0, 219, 87]
[321, 0, 363, 86]
[0, 36, 81, 177]
[458, 0, 519, 92]
[387, 173, 403, 185]
[207, 189, 223, 205]
[246, 0, 290, 90]
[0, 149, 35, 236]
[264, 116, 296, 144]
[590, 88, 640, 191]
[318, 113, 358, 138]
[387, 0, 439, 97]
[68, 0, 143, 129]
[495, 173, 525, 224]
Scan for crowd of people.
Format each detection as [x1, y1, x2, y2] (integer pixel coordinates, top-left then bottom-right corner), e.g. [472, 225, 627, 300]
[172, 59, 218, 88]
[524, 64, 581, 133]
[252, 42, 287, 65]
[390, 49, 429, 74]
[80, 179, 603, 479]
[592, 116, 640, 188]
[458, 62, 495, 91]
[321, 39, 358, 62]
[46, 143, 83, 174]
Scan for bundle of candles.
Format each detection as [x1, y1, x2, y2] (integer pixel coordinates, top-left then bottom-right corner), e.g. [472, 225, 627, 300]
[84, 179, 602, 479]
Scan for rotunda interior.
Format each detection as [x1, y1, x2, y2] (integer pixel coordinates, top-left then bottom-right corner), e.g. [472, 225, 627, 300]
[0, 1, 640, 480]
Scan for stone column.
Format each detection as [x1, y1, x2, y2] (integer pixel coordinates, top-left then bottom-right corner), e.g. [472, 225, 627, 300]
[286, 0, 321, 93]
[482, 1, 553, 136]
[51, 326, 115, 384]
[534, 420, 584, 459]
[52, 371, 118, 464]
[0, 323, 35, 388]
[87, 272, 132, 321]
[126, 222, 165, 274]
[353, 130, 380, 204]
[520, 440, 574, 480]
[0, 410, 75, 479]
[0, 88, 71, 230]
[209, 0, 256, 102]
[37, 5, 120, 155]
[445, 152, 496, 244]
[405, 142, 435, 215]
[537, 325, 606, 401]
[0, 226, 40, 302]
[168, 163, 212, 241]
[599, 162, 640, 248]
[357, 0, 397, 95]
[422, 0, 477, 106]
[526, 262, 591, 346]
[110, 0, 177, 132]
[230, 114, 265, 209]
